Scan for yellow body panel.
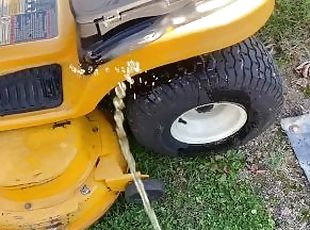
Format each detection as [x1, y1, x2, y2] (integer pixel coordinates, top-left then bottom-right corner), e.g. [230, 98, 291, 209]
[0, 0, 275, 131]
[0, 110, 132, 229]
[0, 119, 96, 187]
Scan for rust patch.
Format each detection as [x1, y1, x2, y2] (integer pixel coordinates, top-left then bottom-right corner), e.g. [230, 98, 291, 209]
[52, 121, 71, 129]
[85, 115, 96, 122]
[46, 221, 64, 230]
[33, 173, 43, 178]
[92, 127, 99, 133]
[95, 158, 100, 168]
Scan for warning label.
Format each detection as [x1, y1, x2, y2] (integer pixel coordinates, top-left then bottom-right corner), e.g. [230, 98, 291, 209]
[0, 0, 58, 46]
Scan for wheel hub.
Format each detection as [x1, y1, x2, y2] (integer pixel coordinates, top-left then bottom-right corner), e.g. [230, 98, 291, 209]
[170, 102, 248, 144]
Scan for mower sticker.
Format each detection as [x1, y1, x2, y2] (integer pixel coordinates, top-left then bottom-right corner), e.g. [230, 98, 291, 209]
[0, 0, 58, 46]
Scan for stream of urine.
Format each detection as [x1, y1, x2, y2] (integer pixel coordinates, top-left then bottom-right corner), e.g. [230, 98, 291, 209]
[113, 61, 161, 230]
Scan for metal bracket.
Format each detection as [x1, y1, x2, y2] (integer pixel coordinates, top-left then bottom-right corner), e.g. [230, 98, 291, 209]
[94, 156, 148, 192]
[97, 11, 122, 32]
[281, 113, 310, 181]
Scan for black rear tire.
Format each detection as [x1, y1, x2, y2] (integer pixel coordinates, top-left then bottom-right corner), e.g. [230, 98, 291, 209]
[126, 37, 283, 157]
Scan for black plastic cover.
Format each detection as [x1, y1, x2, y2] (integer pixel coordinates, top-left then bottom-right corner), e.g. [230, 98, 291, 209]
[0, 65, 63, 116]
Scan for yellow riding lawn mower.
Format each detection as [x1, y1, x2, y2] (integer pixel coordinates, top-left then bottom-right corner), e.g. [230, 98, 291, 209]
[0, 0, 283, 229]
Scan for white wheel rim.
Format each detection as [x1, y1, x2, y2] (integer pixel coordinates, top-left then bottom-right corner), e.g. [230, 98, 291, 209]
[170, 102, 248, 144]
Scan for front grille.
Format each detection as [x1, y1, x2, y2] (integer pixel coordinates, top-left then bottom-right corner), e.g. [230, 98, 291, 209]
[0, 65, 63, 116]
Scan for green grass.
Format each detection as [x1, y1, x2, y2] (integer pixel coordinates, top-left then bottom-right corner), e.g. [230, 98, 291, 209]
[261, 0, 310, 97]
[304, 85, 310, 98]
[92, 144, 274, 230]
[260, 0, 310, 64]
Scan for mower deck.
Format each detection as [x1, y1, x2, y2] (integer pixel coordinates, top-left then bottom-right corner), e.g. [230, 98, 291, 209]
[0, 110, 133, 230]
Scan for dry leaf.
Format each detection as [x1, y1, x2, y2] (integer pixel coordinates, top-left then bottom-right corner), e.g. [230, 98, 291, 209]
[223, 166, 230, 174]
[256, 170, 267, 175]
[295, 61, 310, 78]
[248, 164, 259, 174]
[265, 43, 276, 55]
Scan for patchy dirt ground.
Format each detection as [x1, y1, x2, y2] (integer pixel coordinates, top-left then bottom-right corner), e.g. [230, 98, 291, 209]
[245, 94, 310, 230]
[246, 1, 310, 227]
